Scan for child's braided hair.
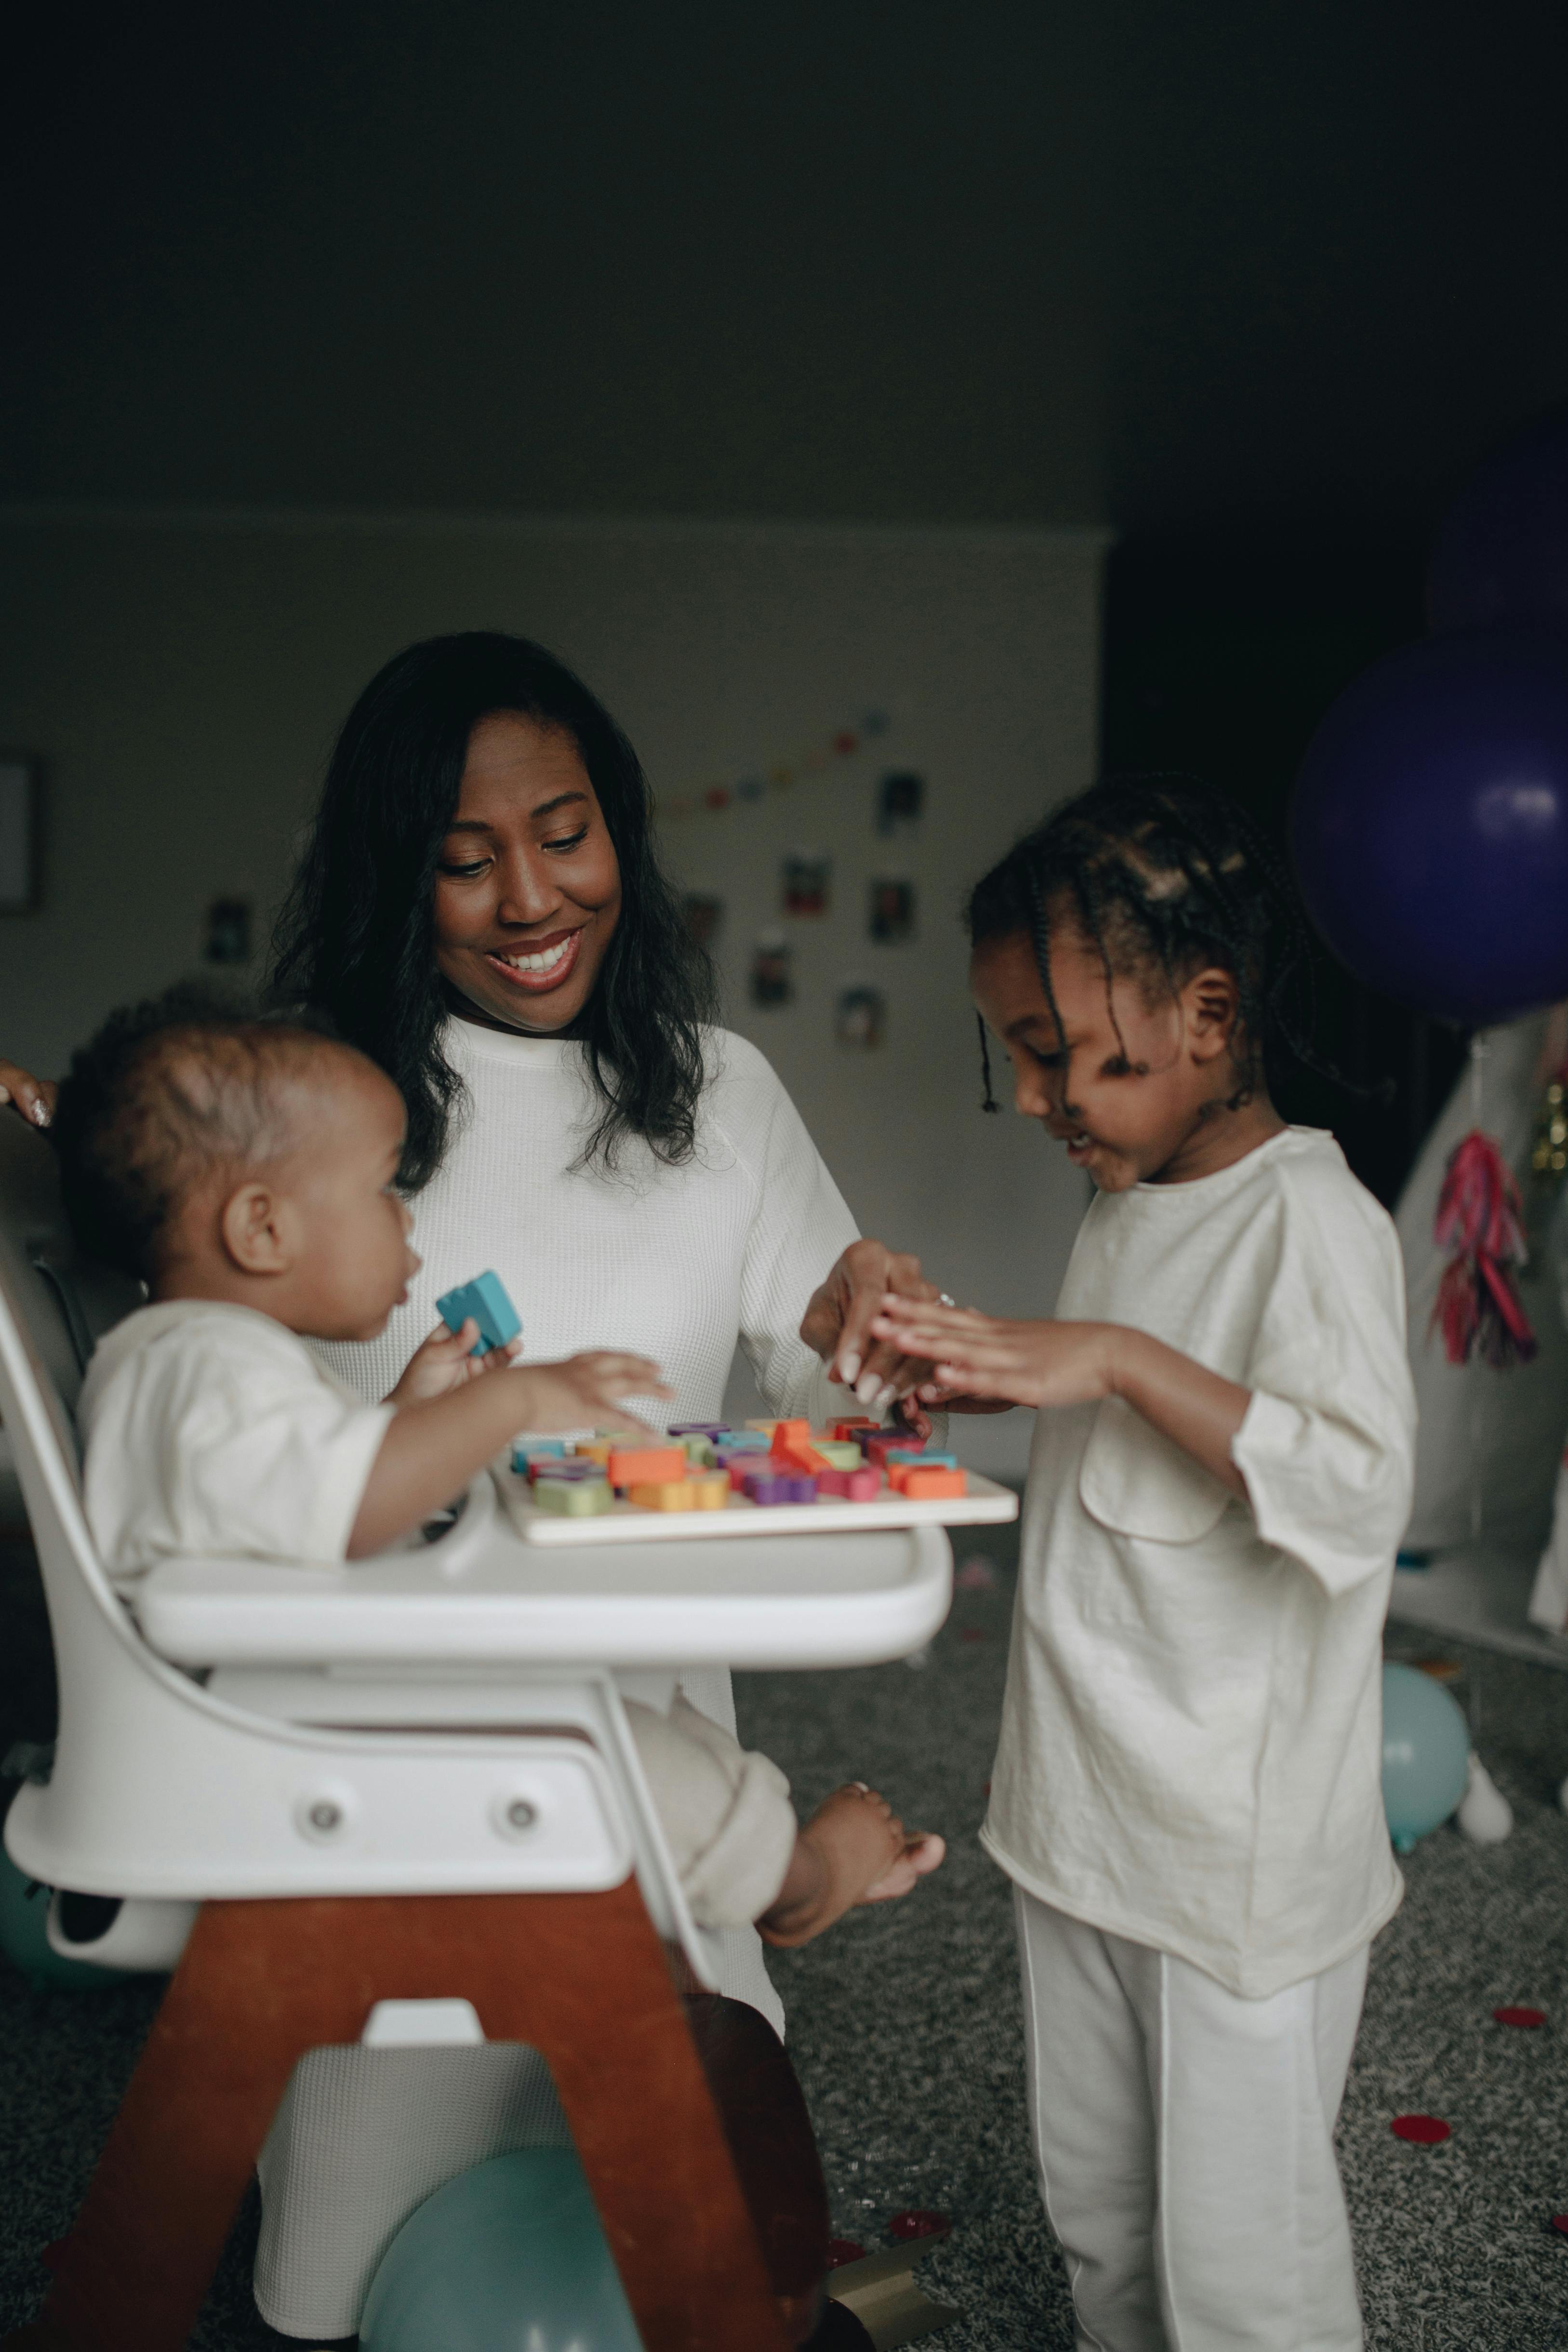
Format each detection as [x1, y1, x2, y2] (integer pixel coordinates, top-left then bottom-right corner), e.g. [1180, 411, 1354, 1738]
[965, 774, 1333, 1114]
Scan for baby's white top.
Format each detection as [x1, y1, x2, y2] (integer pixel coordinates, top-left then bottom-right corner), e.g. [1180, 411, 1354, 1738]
[983, 1126, 1416, 1999]
[316, 1019, 857, 1423]
[80, 1300, 392, 1584]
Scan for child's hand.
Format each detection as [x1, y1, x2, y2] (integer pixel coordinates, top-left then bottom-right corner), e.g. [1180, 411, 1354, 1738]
[870, 1294, 1117, 1411]
[386, 1320, 522, 1406]
[514, 1350, 673, 1435]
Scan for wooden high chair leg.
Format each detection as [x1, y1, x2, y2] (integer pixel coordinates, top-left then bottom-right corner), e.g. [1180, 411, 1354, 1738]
[6, 1881, 801, 2352]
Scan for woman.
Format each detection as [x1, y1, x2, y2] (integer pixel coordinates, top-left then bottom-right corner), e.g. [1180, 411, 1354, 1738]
[2, 629, 936, 2015]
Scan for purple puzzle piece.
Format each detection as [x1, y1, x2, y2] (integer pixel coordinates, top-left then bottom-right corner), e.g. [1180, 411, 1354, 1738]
[744, 1470, 819, 1506]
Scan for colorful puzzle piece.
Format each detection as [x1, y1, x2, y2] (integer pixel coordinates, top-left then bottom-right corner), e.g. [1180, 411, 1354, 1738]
[899, 1466, 967, 1500]
[435, 1271, 522, 1356]
[629, 1479, 696, 1511]
[818, 1464, 881, 1501]
[608, 1445, 688, 1488]
[744, 1471, 819, 1506]
[533, 1476, 613, 1515]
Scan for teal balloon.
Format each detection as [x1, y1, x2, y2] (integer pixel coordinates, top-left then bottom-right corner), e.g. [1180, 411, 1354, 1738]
[0, 1845, 126, 1993]
[359, 2147, 644, 2352]
[1382, 1662, 1470, 1854]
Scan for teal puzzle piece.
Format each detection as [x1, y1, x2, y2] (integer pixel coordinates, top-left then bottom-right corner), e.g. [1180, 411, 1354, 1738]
[436, 1271, 522, 1356]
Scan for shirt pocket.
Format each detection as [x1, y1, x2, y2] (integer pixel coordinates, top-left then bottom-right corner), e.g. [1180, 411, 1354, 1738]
[1078, 1394, 1234, 1545]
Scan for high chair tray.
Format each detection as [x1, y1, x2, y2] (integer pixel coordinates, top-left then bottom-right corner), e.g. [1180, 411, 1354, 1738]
[493, 1461, 1020, 1547]
[133, 1506, 957, 1672]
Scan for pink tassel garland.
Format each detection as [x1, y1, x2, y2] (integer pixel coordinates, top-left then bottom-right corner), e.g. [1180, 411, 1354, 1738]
[1431, 1129, 1537, 1369]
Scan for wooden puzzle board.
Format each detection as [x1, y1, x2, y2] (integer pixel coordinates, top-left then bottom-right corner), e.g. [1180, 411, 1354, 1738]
[494, 1461, 1019, 1548]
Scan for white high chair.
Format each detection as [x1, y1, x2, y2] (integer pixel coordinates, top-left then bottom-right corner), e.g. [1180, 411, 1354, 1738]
[0, 1119, 953, 2352]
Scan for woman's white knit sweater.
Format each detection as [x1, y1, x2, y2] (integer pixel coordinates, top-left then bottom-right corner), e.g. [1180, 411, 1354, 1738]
[319, 1017, 857, 1428]
[314, 1017, 859, 2044]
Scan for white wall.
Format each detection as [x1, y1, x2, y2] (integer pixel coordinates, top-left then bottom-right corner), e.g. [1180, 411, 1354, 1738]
[0, 509, 1105, 1473]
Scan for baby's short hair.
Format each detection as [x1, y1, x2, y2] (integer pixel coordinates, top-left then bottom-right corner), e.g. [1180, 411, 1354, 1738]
[53, 985, 350, 1280]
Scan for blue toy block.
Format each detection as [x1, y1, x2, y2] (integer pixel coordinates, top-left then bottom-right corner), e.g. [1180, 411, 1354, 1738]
[436, 1271, 522, 1356]
[886, 1448, 957, 1469]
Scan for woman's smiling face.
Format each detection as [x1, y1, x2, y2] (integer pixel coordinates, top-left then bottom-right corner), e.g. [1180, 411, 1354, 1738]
[433, 711, 623, 1033]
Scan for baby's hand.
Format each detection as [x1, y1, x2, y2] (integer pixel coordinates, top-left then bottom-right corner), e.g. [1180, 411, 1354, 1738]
[386, 1320, 522, 1406]
[870, 1295, 1116, 1411]
[514, 1350, 672, 1435]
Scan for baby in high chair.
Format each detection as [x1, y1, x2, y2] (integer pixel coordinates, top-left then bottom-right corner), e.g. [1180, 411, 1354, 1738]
[54, 988, 943, 1950]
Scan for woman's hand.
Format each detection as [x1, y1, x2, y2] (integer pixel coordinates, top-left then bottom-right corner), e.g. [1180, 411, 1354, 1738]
[0, 1062, 55, 1130]
[798, 1238, 943, 1408]
[386, 1320, 523, 1406]
[870, 1295, 1119, 1411]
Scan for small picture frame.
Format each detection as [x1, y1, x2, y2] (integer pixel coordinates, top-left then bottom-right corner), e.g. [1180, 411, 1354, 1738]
[750, 934, 794, 1008]
[202, 896, 253, 965]
[876, 771, 924, 837]
[869, 879, 916, 944]
[835, 981, 887, 1050]
[783, 852, 831, 917]
[0, 755, 41, 913]
[682, 892, 725, 950]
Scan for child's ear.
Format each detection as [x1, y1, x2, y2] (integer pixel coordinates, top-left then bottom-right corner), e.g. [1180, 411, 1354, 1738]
[218, 1181, 294, 1276]
[1184, 966, 1242, 1063]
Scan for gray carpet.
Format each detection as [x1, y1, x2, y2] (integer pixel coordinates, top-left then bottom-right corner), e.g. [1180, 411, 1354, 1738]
[3, 1516, 1568, 2348]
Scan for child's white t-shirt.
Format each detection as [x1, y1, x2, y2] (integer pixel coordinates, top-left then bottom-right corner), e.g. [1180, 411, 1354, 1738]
[78, 1300, 394, 1583]
[982, 1126, 1416, 1999]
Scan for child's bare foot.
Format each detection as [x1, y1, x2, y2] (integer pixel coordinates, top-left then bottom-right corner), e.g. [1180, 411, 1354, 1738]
[862, 1830, 945, 1902]
[758, 1784, 943, 1948]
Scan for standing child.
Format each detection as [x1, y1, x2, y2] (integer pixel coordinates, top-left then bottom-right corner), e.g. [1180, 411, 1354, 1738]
[872, 779, 1415, 2352]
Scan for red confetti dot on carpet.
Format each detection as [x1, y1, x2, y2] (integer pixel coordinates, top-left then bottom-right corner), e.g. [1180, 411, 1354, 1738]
[1494, 2005, 1546, 2028]
[1552, 2215, 1568, 2237]
[827, 2239, 866, 2268]
[889, 2209, 951, 2241]
[1391, 2114, 1451, 2144]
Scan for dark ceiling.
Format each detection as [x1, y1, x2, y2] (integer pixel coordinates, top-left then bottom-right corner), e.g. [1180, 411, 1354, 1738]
[7, 1, 1568, 532]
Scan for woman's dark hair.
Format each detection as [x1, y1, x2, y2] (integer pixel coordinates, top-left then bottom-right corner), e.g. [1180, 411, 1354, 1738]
[271, 632, 717, 1189]
[965, 774, 1327, 1112]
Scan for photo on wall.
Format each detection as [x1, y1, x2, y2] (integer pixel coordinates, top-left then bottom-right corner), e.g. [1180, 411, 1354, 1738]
[868, 879, 916, 944]
[876, 771, 924, 837]
[202, 896, 252, 964]
[835, 980, 887, 1050]
[782, 852, 831, 917]
[750, 933, 794, 1008]
[681, 891, 725, 949]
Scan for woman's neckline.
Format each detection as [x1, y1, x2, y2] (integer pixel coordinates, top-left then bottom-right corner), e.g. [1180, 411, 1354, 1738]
[445, 1013, 582, 1067]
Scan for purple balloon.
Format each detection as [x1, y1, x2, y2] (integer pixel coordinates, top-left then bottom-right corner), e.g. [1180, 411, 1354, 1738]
[1429, 401, 1568, 635]
[1291, 627, 1568, 1027]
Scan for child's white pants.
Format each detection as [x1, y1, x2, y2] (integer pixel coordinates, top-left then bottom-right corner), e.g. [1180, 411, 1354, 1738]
[1013, 1887, 1368, 2352]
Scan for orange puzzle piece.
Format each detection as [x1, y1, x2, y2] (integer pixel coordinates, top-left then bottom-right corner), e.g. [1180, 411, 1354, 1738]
[608, 1445, 688, 1488]
[770, 1419, 829, 1475]
[628, 1479, 696, 1511]
[899, 1466, 967, 1500]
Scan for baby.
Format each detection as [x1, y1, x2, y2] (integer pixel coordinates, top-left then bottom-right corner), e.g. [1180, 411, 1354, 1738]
[56, 989, 943, 1949]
